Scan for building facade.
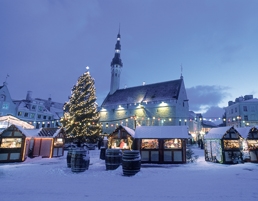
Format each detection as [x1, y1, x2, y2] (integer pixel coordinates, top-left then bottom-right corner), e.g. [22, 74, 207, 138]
[0, 82, 63, 129]
[225, 95, 258, 127]
[99, 31, 189, 134]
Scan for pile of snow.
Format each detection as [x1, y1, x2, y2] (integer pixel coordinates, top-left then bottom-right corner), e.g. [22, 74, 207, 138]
[0, 146, 257, 201]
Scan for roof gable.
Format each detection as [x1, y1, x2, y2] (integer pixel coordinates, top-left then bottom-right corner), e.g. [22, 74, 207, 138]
[205, 126, 241, 139]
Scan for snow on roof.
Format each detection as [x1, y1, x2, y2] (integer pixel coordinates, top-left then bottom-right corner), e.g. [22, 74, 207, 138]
[15, 125, 39, 137]
[121, 125, 135, 137]
[245, 98, 258, 103]
[134, 126, 189, 139]
[0, 115, 34, 129]
[204, 126, 238, 139]
[14, 125, 61, 138]
[102, 79, 182, 106]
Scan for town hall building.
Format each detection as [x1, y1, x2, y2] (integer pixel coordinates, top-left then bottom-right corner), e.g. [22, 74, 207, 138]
[99, 31, 189, 134]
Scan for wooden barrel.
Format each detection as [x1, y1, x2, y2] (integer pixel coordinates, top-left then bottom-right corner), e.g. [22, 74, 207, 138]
[71, 149, 90, 173]
[66, 148, 74, 168]
[105, 149, 122, 170]
[122, 150, 141, 176]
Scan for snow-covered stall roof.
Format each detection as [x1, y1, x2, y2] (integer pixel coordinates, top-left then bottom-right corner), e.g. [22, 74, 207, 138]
[0, 115, 34, 129]
[14, 125, 62, 138]
[109, 125, 135, 137]
[121, 125, 135, 137]
[204, 126, 238, 139]
[134, 126, 189, 139]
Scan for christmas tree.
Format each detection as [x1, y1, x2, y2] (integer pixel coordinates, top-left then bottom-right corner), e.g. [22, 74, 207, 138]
[61, 67, 102, 146]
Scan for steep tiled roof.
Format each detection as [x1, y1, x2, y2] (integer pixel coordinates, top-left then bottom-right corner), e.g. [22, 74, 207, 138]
[102, 79, 182, 106]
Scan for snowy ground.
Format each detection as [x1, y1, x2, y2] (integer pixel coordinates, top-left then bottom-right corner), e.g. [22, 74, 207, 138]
[0, 145, 258, 201]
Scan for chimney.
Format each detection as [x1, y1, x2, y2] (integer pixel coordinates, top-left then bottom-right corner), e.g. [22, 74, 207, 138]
[26, 91, 33, 101]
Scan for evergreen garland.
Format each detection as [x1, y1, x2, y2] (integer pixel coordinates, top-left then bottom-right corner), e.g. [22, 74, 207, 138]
[60, 68, 102, 144]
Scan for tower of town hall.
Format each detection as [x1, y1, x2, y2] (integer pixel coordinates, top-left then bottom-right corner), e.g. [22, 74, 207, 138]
[100, 30, 189, 134]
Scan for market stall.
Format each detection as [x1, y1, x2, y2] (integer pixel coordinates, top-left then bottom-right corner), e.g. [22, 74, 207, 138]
[134, 126, 189, 164]
[26, 127, 65, 158]
[0, 125, 65, 163]
[204, 126, 243, 164]
[0, 124, 27, 162]
[237, 127, 258, 163]
[107, 125, 135, 150]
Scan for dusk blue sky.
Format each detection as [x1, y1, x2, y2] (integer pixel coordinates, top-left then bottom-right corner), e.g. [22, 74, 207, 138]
[1, 0, 258, 120]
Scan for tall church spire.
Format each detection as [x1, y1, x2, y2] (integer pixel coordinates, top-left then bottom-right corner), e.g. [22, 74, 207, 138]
[110, 27, 123, 94]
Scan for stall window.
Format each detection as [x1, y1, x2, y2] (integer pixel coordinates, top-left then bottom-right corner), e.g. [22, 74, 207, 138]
[247, 140, 258, 150]
[141, 139, 159, 149]
[164, 139, 182, 149]
[223, 140, 239, 149]
[54, 138, 64, 146]
[0, 138, 22, 148]
[111, 138, 130, 149]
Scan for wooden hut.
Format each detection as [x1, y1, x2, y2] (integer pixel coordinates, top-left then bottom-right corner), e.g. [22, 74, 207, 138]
[237, 127, 258, 163]
[204, 126, 243, 164]
[26, 127, 65, 158]
[107, 125, 135, 150]
[134, 126, 189, 164]
[0, 125, 65, 163]
[0, 125, 27, 162]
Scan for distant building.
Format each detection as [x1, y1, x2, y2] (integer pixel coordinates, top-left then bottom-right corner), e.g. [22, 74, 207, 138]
[224, 95, 258, 127]
[0, 82, 63, 129]
[188, 111, 217, 142]
[99, 31, 189, 134]
[0, 82, 17, 116]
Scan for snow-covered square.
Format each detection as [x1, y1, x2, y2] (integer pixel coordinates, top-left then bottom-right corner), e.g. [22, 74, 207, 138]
[1, 146, 258, 201]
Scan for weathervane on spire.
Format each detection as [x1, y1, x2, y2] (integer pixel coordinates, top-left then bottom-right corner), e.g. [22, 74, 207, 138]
[5, 74, 10, 82]
[180, 64, 183, 79]
[3, 74, 10, 85]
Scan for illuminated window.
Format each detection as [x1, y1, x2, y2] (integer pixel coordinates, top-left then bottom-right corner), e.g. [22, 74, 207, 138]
[38, 106, 43, 112]
[223, 140, 239, 149]
[0, 138, 22, 148]
[54, 138, 63, 146]
[2, 102, 9, 109]
[141, 139, 159, 149]
[164, 139, 182, 149]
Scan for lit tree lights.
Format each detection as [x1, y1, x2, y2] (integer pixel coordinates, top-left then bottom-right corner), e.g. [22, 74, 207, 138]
[61, 67, 102, 145]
